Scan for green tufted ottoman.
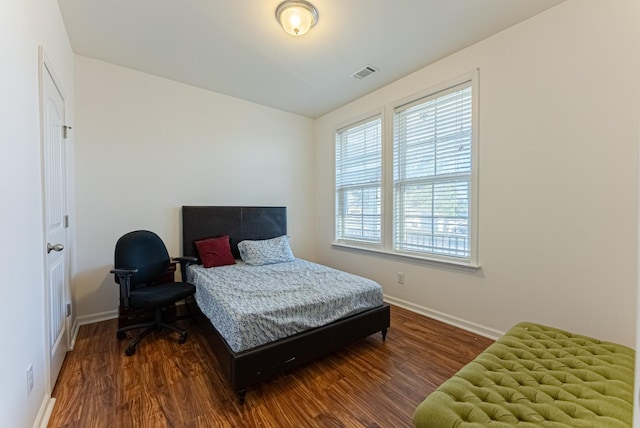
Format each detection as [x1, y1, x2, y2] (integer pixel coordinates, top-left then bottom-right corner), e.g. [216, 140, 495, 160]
[413, 322, 635, 427]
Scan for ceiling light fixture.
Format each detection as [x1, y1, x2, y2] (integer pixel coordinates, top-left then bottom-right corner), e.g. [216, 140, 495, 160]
[275, 0, 318, 37]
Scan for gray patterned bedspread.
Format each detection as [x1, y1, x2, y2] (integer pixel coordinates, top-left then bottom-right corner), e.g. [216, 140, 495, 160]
[188, 259, 384, 353]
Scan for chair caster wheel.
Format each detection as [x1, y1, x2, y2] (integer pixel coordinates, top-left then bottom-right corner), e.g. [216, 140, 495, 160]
[117, 331, 126, 340]
[179, 333, 188, 344]
[125, 345, 136, 356]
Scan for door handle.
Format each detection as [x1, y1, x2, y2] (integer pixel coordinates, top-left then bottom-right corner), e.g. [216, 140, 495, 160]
[47, 243, 64, 253]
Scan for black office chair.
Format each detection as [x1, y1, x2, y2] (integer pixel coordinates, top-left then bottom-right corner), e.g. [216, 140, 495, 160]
[111, 230, 197, 356]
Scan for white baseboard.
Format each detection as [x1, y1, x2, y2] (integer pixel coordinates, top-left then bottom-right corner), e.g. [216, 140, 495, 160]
[69, 310, 118, 349]
[68, 299, 503, 350]
[383, 295, 504, 340]
[76, 309, 118, 326]
[34, 394, 55, 428]
[69, 318, 80, 350]
[68, 303, 190, 349]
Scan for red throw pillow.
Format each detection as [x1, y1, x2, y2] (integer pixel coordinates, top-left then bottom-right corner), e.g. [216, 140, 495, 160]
[194, 235, 236, 268]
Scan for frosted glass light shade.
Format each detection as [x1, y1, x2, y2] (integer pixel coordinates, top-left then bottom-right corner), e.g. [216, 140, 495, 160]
[276, 0, 318, 36]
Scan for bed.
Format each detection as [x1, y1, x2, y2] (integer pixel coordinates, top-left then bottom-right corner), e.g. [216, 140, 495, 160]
[181, 206, 391, 404]
[413, 322, 635, 427]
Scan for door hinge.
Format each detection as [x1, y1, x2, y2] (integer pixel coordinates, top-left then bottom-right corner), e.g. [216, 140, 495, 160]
[64, 215, 69, 228]
[63, 125, 72, 139]
[66, 303, 71, 317]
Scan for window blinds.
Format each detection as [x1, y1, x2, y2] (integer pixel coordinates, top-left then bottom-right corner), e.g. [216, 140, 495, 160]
[335, 116, 382, 244]
[393, 82, 472, 259]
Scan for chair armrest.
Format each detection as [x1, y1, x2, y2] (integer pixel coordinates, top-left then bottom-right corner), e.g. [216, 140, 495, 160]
[110, 268, 139, 276]
[172, 256, 198, 282]
[172, 256, 198, 264]
[110, 268, 138, 308]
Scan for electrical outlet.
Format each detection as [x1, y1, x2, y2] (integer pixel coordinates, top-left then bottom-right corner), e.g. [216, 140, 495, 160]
[26, 364, 34, 395]
[397, 272, 405, 285]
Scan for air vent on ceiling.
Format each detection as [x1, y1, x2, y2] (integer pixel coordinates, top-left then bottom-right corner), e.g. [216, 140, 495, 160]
[351, 65, 378, 80]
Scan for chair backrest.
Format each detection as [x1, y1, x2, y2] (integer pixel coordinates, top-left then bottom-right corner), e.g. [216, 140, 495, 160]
[114, 230, 170, 288]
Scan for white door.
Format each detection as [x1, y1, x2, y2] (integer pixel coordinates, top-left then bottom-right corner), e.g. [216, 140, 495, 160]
[41, 51, 69, 388]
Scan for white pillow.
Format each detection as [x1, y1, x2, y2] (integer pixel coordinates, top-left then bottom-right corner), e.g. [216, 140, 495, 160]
[237, 235, 295, 266]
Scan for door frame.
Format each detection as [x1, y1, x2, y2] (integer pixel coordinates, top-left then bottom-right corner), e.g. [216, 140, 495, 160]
[38, 46, 71, 395]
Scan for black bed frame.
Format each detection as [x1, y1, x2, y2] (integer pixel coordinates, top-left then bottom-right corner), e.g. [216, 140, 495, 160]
[181, 206, 391, 404]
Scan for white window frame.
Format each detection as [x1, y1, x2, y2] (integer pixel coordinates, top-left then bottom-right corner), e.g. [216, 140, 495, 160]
[391, 71, 479, 266]
[333, 70, 479, 269]
[334, 111, 384, 248]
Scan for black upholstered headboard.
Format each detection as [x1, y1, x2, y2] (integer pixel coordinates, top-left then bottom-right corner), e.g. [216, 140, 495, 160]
[181, 206, 287, 261]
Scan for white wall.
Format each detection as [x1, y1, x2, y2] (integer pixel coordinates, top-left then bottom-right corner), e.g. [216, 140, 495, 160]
[0, 0, 74, 426]
[315, 0, 640, 346]
[73, 56, 316, 319]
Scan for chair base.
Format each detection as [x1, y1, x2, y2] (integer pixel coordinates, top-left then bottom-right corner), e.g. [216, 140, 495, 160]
[117, 306, 188, 356]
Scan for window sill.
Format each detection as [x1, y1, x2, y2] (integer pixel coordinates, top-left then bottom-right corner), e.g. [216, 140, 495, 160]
[331, 242, 481, 271]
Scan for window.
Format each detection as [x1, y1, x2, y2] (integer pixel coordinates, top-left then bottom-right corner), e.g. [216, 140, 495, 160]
[335, 115, 382, 245]
[394, 81, 474, 262]
[333, 71, 478, 267]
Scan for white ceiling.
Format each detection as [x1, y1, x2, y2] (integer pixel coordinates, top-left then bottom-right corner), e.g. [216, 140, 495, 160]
[57, 0, 564, 118]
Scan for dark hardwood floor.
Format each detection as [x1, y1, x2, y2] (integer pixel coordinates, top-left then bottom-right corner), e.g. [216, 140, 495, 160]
[48, 305, 493, 427]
